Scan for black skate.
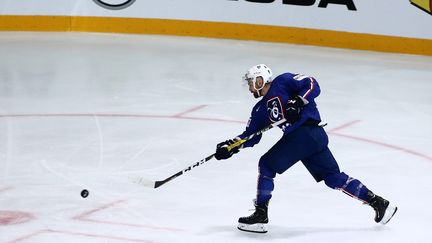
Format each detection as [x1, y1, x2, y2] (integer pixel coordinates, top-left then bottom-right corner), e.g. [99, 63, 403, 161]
[237, 203, 268, 233]
[368, 193, 398, 225]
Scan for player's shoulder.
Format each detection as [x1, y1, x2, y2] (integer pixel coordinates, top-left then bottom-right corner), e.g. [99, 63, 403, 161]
[271, 72, 298, 89]
[273, 72, 297, 83]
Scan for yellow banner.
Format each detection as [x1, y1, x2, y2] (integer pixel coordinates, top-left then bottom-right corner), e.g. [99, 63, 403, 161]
[410, 0, 432, 14]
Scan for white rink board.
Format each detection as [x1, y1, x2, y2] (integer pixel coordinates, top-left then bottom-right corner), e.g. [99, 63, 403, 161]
[0, 0, 430, 39]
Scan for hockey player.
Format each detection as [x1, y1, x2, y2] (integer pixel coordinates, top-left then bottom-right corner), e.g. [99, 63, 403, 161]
[214, 64, 397, 233]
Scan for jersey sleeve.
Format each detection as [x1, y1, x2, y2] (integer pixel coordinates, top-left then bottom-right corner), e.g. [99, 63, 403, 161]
[236, 102, 268, 148]
[294, 75, 321, 102]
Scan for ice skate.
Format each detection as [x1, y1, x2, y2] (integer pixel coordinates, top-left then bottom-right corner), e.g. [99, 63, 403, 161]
[368, 194, 397, 225]
[237, 203, 268, 233]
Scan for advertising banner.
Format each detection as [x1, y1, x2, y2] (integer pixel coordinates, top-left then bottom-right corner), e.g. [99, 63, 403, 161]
[0, 0, 430, 39]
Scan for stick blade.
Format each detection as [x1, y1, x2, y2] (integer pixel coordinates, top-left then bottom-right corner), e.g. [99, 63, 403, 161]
[154, 180, 165, 188]
[129, 175, 156, 188]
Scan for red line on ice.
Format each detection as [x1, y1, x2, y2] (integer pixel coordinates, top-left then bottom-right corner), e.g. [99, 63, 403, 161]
[7, 229, 47, 243]
[330, 132, 432, 161]
[326, 120, 361, 133]
[7, 229, 153, 243]
[73, 200, 184, 232]
[72, 199, 126, 220]
[172, 104, 208, 117]
[0, 112, 244, 124]
[47, 230, 154, 243]
[78, 218, 184, 232]
[327, 120, 432, 162]
[0, 114, 430, 162]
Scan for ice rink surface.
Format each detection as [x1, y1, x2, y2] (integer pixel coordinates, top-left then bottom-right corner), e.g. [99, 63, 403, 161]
[0, 32, 431, 243]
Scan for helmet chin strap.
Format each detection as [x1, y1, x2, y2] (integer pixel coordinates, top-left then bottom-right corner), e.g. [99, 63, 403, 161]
[256, 89, 261, 97]
[252, 88, 261, 98]
[254, 80, 263, 97]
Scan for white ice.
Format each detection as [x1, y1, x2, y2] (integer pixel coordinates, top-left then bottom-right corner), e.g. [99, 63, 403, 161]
[0, 32, 431, 243]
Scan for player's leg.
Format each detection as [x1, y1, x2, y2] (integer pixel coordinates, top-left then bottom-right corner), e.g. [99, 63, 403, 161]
[237, 146, 283, 233]
[256, 158, 276, 205]
[238, 126, 320, 233]
[237, 159, 275, 233]
[322, 170, 397, 224]
[255, 128, 318, 206]
[302, 136, 397, 224]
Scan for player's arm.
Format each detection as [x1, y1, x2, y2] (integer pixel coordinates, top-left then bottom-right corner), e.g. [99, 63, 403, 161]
[293, 74, 321, 102]
[236, 119, 263, 148]
[215, 103, 267, 160]
[236, 102, 269, 148]
[285, 74, 321, 124]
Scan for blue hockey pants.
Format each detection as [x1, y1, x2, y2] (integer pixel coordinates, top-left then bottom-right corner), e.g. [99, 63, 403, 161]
[256, 125, 370, 206]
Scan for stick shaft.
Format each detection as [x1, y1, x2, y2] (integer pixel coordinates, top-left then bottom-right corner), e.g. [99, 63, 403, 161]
[153, 154, 215, 188]
[136, 119, 286, 188]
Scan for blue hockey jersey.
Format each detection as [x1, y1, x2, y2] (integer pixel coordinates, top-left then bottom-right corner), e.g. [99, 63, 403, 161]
[237, 72, 322, 148]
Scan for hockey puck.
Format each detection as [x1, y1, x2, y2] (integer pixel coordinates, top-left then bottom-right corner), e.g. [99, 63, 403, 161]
[80, 189, 89, 198]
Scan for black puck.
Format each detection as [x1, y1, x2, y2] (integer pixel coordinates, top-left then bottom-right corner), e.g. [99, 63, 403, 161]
[81, 189, 89, 198]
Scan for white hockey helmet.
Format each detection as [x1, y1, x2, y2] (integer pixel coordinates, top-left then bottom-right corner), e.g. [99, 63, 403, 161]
[243, 64, 273, 90]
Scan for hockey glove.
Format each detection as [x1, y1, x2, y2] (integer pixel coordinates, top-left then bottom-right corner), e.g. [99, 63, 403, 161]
[215, 139, 240, 160]
[285, 95, 309, 124]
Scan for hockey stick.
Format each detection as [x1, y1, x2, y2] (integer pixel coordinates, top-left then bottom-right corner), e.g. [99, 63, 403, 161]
[130, 118, 287, 189]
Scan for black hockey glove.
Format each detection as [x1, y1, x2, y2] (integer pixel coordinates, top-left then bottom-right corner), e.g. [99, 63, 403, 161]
[215, 139, 240, 160]
[285, 95, 308, 124]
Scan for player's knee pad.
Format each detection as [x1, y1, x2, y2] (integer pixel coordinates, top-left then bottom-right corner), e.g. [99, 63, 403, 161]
[324, 172, 349, 189]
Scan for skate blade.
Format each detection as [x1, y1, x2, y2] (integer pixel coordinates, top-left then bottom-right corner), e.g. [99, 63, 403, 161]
[379, 203, 398, 225]
[237, 223, 267, 233]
